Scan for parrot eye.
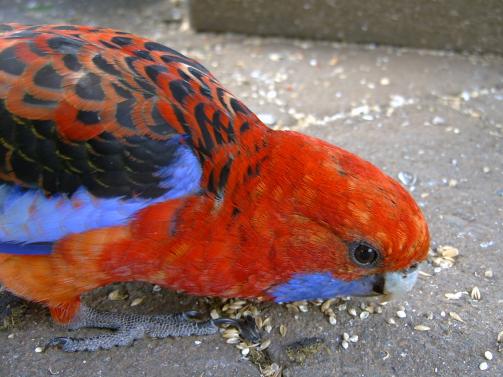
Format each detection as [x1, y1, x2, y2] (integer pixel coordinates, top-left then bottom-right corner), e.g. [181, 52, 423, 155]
[351, 242, 380, 267]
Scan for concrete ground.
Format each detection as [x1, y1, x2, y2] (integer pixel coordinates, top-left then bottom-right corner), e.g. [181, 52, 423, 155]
[0, 1, 502, 376]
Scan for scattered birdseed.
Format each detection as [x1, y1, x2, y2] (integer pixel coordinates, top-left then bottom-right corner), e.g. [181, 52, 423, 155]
[152, 285, 161, 292]
[272, 323, 283, 337]
[257, 113, 277, 126]
[437, 245, 459, 258]
[484, 351, 493, 360]
[35, 347, 43, 353]
[297, 302, 309, 313]
[341, 340, 349, 349]
[479, 362, 488, 371]
[241, 347, 250, 356]
[397, 171, 416, 186]
[222, 328, 240, 338]
[449, 312, 464, 323]
[130, 297, 144, 307]
[484, 270, 493, 278]
[414, 325, 431, 331]
[321, 298, 336, 313]
[349, 335, 359, 343]
[329, 315, 337, 325]
[210, 309, 220, 319]
[108, 289, 127, 301]
[471, 287, 481, 300]
[445, 292, 465, 300]
[396, 310, 406, 318]
[258, 339, 271, 351]
[497, 330, 503, 343]
[387, 318, 396, 325]
[432, 257, 453, 269]
[360, 311, 369, 320]
[448, 179, 458, 187]
[432, 116, 446, 125]
[380, 77, 390, 86]
[343, 333, 350, 341]
[348, 308, 357, 317]
[226, 337, 241, 344]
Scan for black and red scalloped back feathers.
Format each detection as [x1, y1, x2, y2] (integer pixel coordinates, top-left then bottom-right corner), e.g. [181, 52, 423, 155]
[0, 23, 266, 199]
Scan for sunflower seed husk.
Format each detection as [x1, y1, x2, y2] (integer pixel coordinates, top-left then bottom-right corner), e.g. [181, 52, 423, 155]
[437, 245, 459, 258]
[329, 315, 337, 325]
[321, 298, 336, 313]
[255, 316, 263, 329]
[360, 311, 369, 320]
[108, 289, 127, 301]
[414, 325, 431, 331]
[279, 324, 287, 337]
[445, 292, 464, 300]
[471, 287, 481, 300]
[349, 335, 359, 343]
[241, 347, 250, 356]
[258, 339, 271, 351]
[449, 311, 464, 322]
[226, 337, 241, 344]
[130, 297, 144, 307]
[396, 310, 406, 318]
[222, 328, 240, 338]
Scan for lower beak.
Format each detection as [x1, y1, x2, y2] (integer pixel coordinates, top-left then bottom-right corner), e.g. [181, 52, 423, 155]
[372, 264, 419, 297]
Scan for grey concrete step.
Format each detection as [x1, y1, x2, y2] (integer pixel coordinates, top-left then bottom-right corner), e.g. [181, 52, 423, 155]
[189, 0, 503, 54]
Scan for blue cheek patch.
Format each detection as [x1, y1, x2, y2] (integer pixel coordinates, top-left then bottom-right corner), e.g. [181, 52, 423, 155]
[268, 272, 379, 303]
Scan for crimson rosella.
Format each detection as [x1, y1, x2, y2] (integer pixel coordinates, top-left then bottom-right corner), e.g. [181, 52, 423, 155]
[0, 24, 429, 351]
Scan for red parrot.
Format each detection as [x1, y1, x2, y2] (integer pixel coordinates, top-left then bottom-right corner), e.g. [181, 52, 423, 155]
[0, 23, 429, 351]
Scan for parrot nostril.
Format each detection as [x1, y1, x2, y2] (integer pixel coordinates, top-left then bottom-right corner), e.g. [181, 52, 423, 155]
[407, 263, 419, 272]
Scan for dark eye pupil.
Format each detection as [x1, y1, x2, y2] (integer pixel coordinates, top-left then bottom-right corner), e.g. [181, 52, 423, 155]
[354, 244, 378, 265]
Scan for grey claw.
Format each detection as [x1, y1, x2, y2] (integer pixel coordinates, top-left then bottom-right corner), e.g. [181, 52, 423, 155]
[183, 310, 202, 320]
[45, 337, 72, 351]
[213, 315, 261, 343]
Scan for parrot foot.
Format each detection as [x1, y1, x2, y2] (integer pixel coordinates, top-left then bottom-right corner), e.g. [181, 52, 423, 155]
[45, 305, 259, 351]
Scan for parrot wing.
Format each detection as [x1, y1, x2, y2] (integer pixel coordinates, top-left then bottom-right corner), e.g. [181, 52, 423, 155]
[0, 23, 263, 253]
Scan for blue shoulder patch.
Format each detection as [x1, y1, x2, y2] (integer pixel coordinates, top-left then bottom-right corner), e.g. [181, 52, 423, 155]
[0, 242, 53, 255]
[0, 141, 203, 255]
[268, 272, 379, 303]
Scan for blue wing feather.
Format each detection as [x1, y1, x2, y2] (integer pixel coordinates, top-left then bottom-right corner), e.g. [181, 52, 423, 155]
[0, 142, 202, 255]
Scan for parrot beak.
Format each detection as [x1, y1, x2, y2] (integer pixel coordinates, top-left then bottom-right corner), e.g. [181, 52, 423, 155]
[372, 263, 420, 298]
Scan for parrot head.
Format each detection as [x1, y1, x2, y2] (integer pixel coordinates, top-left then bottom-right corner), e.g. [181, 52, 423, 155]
[264, 131, 430, 302]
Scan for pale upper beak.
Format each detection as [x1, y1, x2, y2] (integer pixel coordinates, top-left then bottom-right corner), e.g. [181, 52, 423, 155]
[373, 263, 419, 297]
